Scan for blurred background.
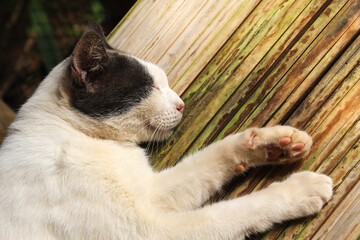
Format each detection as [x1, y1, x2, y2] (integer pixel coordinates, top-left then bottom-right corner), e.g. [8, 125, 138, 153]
[0, 0, 136, 111]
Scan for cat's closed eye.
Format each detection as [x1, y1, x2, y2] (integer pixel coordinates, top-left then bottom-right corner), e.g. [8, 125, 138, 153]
[152, 85, 160, 90]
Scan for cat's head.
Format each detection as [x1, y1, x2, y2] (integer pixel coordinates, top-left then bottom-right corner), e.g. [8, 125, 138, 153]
[65, 23, 184, 143]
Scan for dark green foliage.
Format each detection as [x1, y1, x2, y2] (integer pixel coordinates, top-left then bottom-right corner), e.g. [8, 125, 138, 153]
[29, 0, 61, 71]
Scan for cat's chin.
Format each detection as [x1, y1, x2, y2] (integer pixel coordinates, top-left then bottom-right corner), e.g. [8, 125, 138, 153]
[147, 124, 175, 141]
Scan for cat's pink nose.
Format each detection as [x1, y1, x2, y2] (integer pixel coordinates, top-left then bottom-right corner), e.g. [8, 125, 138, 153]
[176, 102, 185, 113]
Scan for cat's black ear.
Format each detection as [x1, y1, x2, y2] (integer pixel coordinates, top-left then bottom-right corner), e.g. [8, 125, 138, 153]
[71, 29, 108, 89]
[86, 23, 113, 50]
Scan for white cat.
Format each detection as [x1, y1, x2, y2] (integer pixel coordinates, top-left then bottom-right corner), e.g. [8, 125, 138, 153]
[0, 24, 332, 239]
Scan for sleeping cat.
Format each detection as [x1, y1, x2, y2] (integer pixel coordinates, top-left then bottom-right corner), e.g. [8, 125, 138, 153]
[0, 23, 332, 239]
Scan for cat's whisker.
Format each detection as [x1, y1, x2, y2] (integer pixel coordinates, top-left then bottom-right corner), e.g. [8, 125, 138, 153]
[136, 119, 159, 137]
[152, 124, 163, 153]
[134, 122, 152, 138]
[112, 116, 154, 138]
[146, 124, 161, 153]
[148, 132, 158, 153]
[154, 123, 167, 152]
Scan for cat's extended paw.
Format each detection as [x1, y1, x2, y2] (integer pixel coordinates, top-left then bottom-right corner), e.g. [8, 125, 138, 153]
[247, 126, 312, 164]
[274, 171, 333, 217]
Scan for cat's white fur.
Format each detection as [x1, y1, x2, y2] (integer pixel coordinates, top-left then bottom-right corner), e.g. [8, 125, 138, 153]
[0, 56, 332, 239]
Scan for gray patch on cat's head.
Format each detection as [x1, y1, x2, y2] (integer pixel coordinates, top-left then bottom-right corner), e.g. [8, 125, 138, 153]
[68, 23, 154, 118]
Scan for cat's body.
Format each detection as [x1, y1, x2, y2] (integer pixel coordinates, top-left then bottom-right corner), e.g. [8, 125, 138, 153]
[0, 24, 332, 239]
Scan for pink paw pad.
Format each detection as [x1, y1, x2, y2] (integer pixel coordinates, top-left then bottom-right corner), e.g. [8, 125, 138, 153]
[267, 137, 306, 161]
[292, 142, 305, 151]
[279, 137, 291, 146]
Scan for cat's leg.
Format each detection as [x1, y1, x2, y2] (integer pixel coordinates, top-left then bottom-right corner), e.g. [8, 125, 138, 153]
[150, 136, 241, 211]
[155, 171, 332, 240]
[151, 126, 312, 211]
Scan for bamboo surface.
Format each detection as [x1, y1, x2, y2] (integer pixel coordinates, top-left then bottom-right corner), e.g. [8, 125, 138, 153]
[109, 0, 360, 239]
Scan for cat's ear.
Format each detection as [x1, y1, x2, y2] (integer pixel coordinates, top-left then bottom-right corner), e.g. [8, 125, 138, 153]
[71, 27, 108, 89]
[86, 23, 113, 50]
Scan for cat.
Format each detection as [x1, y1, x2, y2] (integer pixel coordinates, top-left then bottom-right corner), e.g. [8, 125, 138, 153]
[0, 23, 332, 240]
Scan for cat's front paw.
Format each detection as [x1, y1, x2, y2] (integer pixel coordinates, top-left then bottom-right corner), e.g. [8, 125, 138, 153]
[247, 126, 312, 164]
[274, 171, 333, 217]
